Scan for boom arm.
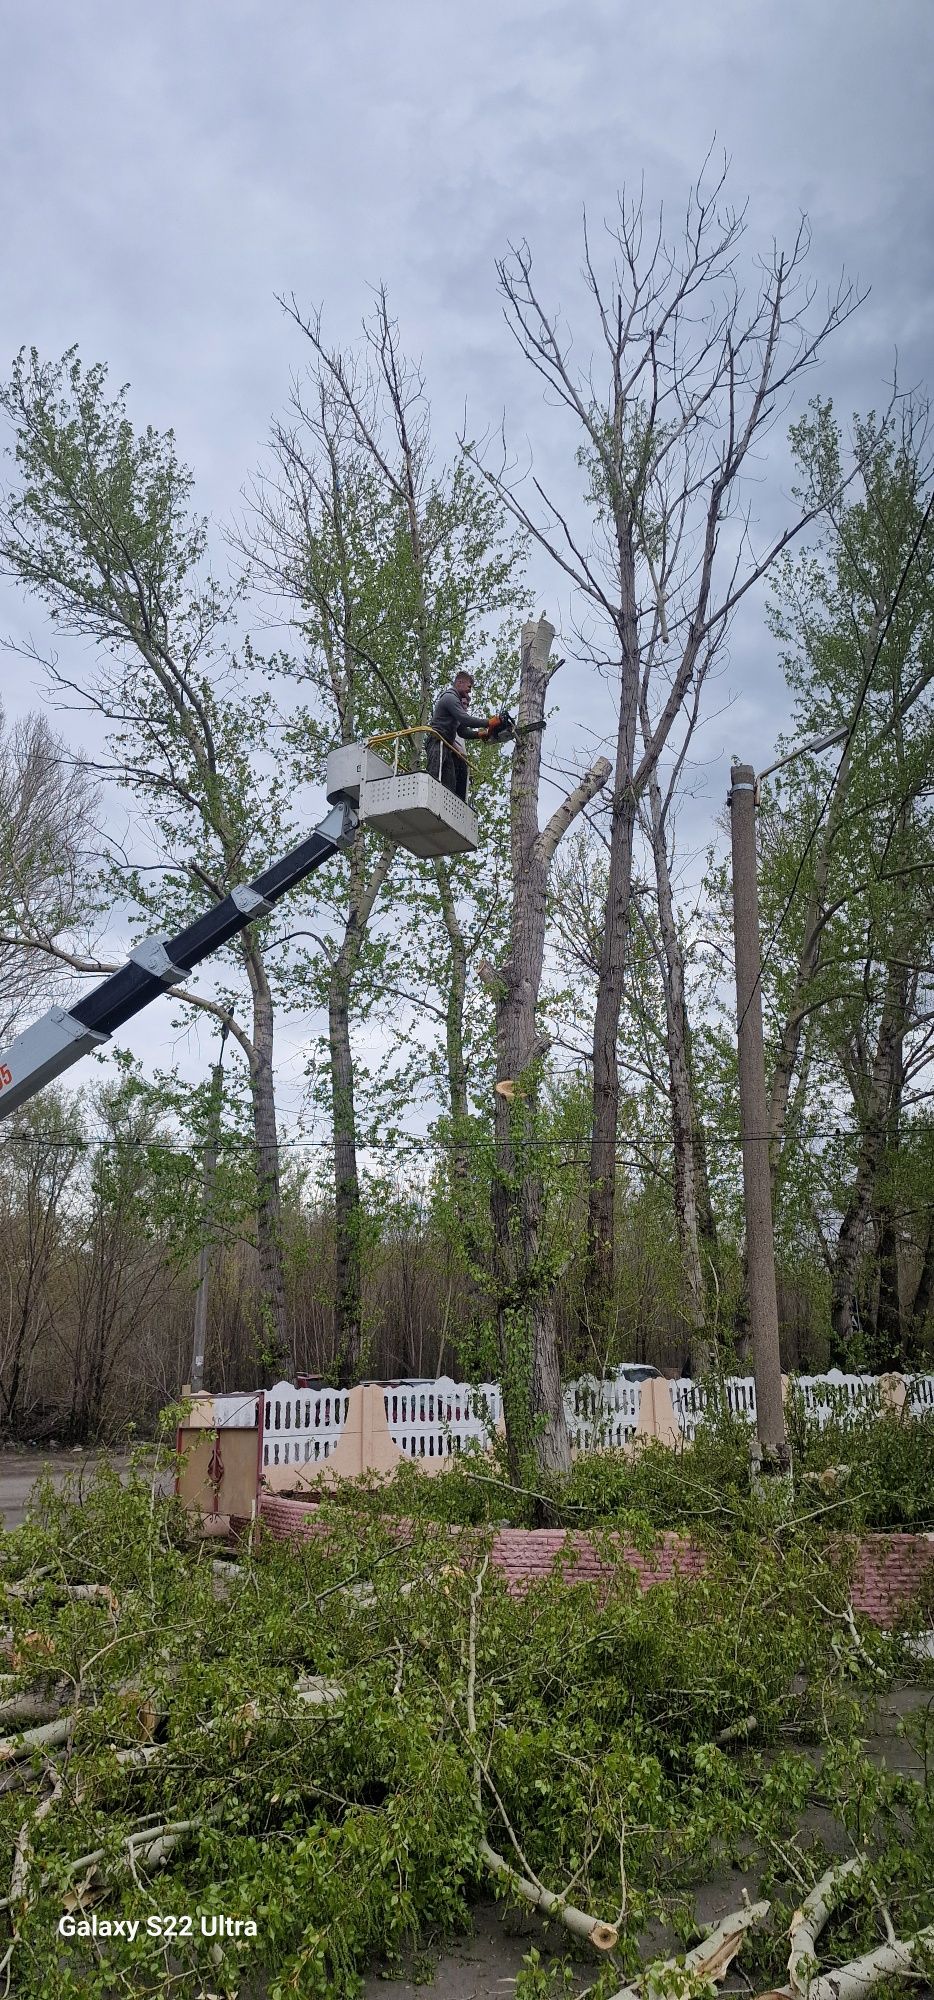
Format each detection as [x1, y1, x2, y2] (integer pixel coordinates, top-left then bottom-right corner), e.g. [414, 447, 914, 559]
[0, 802, 356, 1121]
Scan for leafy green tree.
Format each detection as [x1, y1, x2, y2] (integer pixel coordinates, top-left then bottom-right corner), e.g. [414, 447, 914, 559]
[760, 395, 934, 1361]
[0, 703, 98, 1043]
[0, 347, 298, 1368]
[0, 1088, 84, 1429]
[245, 294, 525, 1380]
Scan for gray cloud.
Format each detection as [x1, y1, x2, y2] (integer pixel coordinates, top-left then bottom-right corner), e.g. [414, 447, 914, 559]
[1, 0, 931, 1101]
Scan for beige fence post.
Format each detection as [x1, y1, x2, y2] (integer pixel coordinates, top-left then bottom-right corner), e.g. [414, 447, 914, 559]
[651, 1378, 681, 1447]
[879, 1372, 908, 1417]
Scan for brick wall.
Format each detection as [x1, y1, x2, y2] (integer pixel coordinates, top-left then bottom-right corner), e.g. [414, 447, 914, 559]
[239, 1495, 934, 1631]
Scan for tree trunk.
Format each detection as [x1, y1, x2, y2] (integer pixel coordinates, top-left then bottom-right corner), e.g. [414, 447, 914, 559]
[685, 1012, 720, 1307]
[587, 565, 640, 1301]
[645, 774, 712, 1372]
[434, 857, 470, 1192]
[829, 963, 909, 1360]
[905, 1217, 934, 1363]
[485, 617, 610, 1489]
[244, 948, 288, 1372]
[327, 837, 393, 1387]
[871, 1034, 904, 1369]
[328, 947, 361, 1388]
[873, 1205, 901, 1368]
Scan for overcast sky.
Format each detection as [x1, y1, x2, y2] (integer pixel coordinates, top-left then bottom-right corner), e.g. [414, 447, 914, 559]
[1, 0, 932, 1125]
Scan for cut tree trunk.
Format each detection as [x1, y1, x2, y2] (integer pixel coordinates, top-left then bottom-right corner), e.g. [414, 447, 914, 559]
[329, 953, 362, 1388]
[434, 857, 470, 1194]
[328, 836, 393, 1387]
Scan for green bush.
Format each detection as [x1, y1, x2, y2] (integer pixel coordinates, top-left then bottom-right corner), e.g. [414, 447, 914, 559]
[332, 1406, 934, 1537]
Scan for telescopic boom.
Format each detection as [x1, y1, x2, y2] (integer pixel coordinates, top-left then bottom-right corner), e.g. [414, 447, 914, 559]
[0, 802, 356, 1121]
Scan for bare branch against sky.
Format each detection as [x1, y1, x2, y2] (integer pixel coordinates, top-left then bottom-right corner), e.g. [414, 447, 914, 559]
[0, 0, 931, 1096]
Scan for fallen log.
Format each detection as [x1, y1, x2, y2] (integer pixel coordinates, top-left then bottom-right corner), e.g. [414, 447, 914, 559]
[0, 1717, 73, 1766]
[752, 1855, 934, 2000]
[608, 1896, 770, 2000]
[0, 1766, 65, 1986]
[108, 1675, 344, 1772]
[6, 1582, 117, 1610]
[0, 1695, 66, 1730]
[806, 1923, 934, 2000]
[788, 1856, 868, 1992]
[479, 1837, 619, 1952]
[0, 1818, 202, 1916]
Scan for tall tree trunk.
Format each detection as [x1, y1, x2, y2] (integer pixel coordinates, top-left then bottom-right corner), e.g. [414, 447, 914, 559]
[871, 1035, 905, 1368]
[434, 857, 470, 1192]
[588, 566, 640, 1300]
[483, 618, 610, 1488]
[874, 1206, 902, 1368]
[327, 838, 393, 1387]
[829, 962, 909, 1359]
[645, 774, 712, 1372]
[328, 952, 360, 1387]
[685, 1010, 720, 1305]
[905, 1218, 934, 1363]
[244, 947, 288, 1371]
[767, 747, 854, 1180]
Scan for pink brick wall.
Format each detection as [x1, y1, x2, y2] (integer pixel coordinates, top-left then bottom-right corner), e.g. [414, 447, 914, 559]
[239, 1496, 934, 1631]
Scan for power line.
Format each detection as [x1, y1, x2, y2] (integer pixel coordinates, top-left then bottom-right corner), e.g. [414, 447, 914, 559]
[0, 1126, 906, 1153]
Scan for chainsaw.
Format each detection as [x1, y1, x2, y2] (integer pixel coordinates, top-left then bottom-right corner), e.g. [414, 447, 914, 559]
[471, 709, 545, 744]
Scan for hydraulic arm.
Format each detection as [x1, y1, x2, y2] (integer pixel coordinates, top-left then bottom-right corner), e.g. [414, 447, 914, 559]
[0, 802, 356, 1121]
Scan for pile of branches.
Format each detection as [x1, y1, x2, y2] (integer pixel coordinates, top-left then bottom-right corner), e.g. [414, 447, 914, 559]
[0, 1457, 930, 1996]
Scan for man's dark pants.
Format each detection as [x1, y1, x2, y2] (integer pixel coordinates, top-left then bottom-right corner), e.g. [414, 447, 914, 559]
[427, 738, 469, 801]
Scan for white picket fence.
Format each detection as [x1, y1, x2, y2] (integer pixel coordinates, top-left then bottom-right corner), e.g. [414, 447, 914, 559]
[209, 1367, 934, 1466]
[670, 1369, 934, 1441]
[670, 1376, 758, 1440]
[564, 1374, 642, 1450]
[211, 1383, 352, 1471]
[383, 1378, 501, 1459]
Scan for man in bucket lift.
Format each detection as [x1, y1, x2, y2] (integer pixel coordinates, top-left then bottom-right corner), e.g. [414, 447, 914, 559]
[426, 671, 513, 801]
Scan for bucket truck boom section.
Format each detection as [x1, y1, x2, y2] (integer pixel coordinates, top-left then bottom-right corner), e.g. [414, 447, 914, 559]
[0, 738, 482, 1122]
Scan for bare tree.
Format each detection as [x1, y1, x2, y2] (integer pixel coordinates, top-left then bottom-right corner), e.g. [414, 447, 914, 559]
[480, 616, 610, 1482]
[467, 158, 859, 1311]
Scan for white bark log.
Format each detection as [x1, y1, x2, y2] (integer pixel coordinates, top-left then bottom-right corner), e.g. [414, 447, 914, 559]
[0, 1716, 73, 1765]
[479, 1837, 619, 1951]
[789, 1856, 868, 1991]
[609, 1899, 770, 2000]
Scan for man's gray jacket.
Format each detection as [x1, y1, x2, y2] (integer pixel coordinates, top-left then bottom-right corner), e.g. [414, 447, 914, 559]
[430, 686, 488, 749]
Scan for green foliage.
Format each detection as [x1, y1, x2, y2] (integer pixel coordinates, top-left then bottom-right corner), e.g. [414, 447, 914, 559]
[337, 1405, 934, 1538]
[0, 1444, 929, 1994]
